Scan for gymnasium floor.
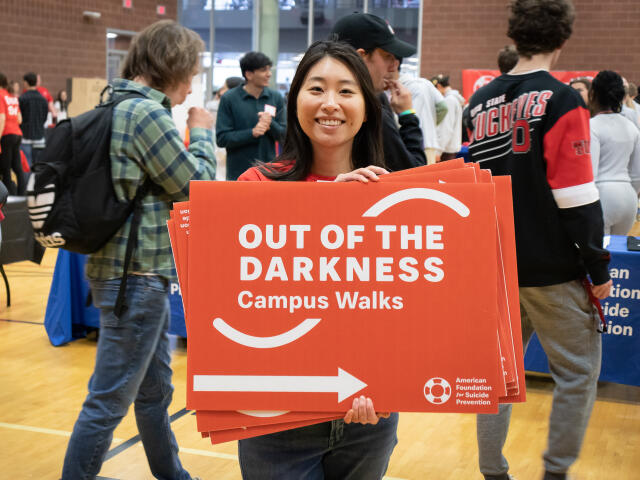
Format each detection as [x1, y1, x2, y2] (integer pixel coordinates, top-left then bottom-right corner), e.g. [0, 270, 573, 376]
[1, 248, 639, 480]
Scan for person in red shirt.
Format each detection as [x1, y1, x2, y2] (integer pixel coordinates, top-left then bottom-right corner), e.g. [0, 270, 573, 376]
[237, 40, 396, 480]
[0, 72, 25, 195]
[36, 74, 56, 126]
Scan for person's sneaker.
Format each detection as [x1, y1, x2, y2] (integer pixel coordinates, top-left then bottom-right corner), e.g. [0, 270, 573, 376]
[484, 475, 516, 480]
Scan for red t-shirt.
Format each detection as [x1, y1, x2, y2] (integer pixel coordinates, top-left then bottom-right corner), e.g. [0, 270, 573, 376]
[238, 163, 336, 182]
[36, 86, 53, 103]
[0, 88, 22, 136]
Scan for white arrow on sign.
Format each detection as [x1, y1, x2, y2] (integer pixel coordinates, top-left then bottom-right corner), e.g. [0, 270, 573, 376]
[193, 368, 367, 403]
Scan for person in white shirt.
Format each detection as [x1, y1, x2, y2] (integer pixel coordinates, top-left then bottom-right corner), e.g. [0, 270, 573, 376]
[53, 90, 68, 123]
[204, 76, 243, 180]
[397, 67, 448, 164]
[432, 74, 464, 161]
[621, 77, 640, 130]
[590, 70, 640, 235]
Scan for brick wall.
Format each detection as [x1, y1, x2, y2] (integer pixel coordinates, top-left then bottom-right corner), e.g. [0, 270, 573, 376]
[420, 0, 640, 97]
[3, 1, 638, 101]
[0, 0, 177, 97]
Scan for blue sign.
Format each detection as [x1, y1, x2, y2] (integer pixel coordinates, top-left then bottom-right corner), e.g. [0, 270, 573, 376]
[525, 235, 640, 387]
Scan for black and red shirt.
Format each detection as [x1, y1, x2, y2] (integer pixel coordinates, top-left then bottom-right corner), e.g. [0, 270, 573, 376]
[468, 70, 610, 287]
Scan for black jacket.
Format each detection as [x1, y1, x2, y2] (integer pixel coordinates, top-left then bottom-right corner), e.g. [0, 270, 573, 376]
[380, 94, 426, 171]
[19, 90, 48, 140]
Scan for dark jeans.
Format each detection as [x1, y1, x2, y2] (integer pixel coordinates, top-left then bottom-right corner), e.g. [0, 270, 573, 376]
[61, 275, 192, 480]
[238, 413, 399, 479]
[0, 134, 25, 195]
[20, 141, 44, 167]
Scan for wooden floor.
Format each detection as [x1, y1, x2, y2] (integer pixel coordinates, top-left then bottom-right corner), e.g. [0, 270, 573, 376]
[1, 247, 639, 480]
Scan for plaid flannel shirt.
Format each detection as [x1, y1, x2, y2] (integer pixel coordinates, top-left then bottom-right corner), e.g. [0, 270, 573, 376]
[86, 79, 215, 281]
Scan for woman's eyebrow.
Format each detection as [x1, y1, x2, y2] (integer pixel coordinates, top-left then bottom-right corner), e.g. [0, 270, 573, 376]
[305, 76, 358, 86]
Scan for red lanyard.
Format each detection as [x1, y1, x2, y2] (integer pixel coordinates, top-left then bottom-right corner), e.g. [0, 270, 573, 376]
[582, 277, 606, 332]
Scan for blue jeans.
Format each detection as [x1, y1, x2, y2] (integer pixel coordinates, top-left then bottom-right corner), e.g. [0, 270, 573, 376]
[62, 275, 191, 480]
[238, 413, 399, 479]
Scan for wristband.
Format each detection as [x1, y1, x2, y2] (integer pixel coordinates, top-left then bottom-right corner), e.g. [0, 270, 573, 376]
[398, 108, 416, 117]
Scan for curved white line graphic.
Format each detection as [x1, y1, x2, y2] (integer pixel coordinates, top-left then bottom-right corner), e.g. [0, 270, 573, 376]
[236, 410, 290, 417]
[362, 188, 470, 218]
[213, 317, 321, 349]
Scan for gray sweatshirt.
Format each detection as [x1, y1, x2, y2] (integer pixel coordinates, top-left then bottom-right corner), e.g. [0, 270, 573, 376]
[590, 112, 640, 193]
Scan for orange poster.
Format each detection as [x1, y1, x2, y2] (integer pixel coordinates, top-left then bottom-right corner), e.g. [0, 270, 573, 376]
[186, 181, 502, 413]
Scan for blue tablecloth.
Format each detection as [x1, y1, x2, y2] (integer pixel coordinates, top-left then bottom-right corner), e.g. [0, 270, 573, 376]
[44, 236, 640, 386]
[524, 235, 640, 386]
[44, 250, 185, 345]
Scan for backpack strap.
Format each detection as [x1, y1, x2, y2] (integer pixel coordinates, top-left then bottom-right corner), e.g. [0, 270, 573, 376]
[109, 89, 158, 317]
[92, 88, 159, 317]
[114, 176, 154, 317]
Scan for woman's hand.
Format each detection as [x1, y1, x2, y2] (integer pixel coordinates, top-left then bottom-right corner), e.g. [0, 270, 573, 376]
[334, 166, 389, 183]
[343, 396, 391, 425]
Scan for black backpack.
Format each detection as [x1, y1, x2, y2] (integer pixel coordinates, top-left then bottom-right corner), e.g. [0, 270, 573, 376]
[26, 86, 152, 316]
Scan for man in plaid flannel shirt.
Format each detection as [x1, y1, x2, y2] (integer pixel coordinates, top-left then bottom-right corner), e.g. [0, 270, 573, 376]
[62, 21, 214, 480]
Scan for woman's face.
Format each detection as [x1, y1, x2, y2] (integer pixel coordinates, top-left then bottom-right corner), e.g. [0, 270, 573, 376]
[296, 56, 366, 156]
[571, 82, 589, 106]
[60, 91, 67, 101]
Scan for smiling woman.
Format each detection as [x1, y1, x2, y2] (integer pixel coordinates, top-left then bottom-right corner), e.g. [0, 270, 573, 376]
[241, 40, 384, 182]
[235, 40, 398, 480]
[296, 56, 367, 175]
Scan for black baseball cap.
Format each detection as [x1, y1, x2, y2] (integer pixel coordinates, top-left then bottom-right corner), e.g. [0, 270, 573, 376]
[331, 13, 416, 59]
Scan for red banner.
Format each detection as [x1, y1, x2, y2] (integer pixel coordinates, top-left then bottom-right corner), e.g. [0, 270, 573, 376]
[462, 69, 599, 100]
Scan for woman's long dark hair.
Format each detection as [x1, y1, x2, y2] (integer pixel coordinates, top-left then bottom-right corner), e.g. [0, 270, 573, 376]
[589, 70, 625, 114]
[56, 90, 68, 112]
[257, 40, 384, 181]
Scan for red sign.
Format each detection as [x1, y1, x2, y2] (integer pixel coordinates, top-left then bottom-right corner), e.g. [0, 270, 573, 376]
[168, 161, 526, 442]
[462, 69, 599, 100]
[186, 180, 502, 413]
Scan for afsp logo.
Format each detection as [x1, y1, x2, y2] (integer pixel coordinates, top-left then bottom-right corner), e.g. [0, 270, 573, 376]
[423, 377, 451, 404]
[473, 75, 495, 93]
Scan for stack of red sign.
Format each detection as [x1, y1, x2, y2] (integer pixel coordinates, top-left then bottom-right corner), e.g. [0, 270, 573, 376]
[167, 159, 526, 445]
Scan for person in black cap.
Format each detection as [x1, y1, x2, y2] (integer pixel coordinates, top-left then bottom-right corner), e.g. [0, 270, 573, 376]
[331, 13, 426, 171]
